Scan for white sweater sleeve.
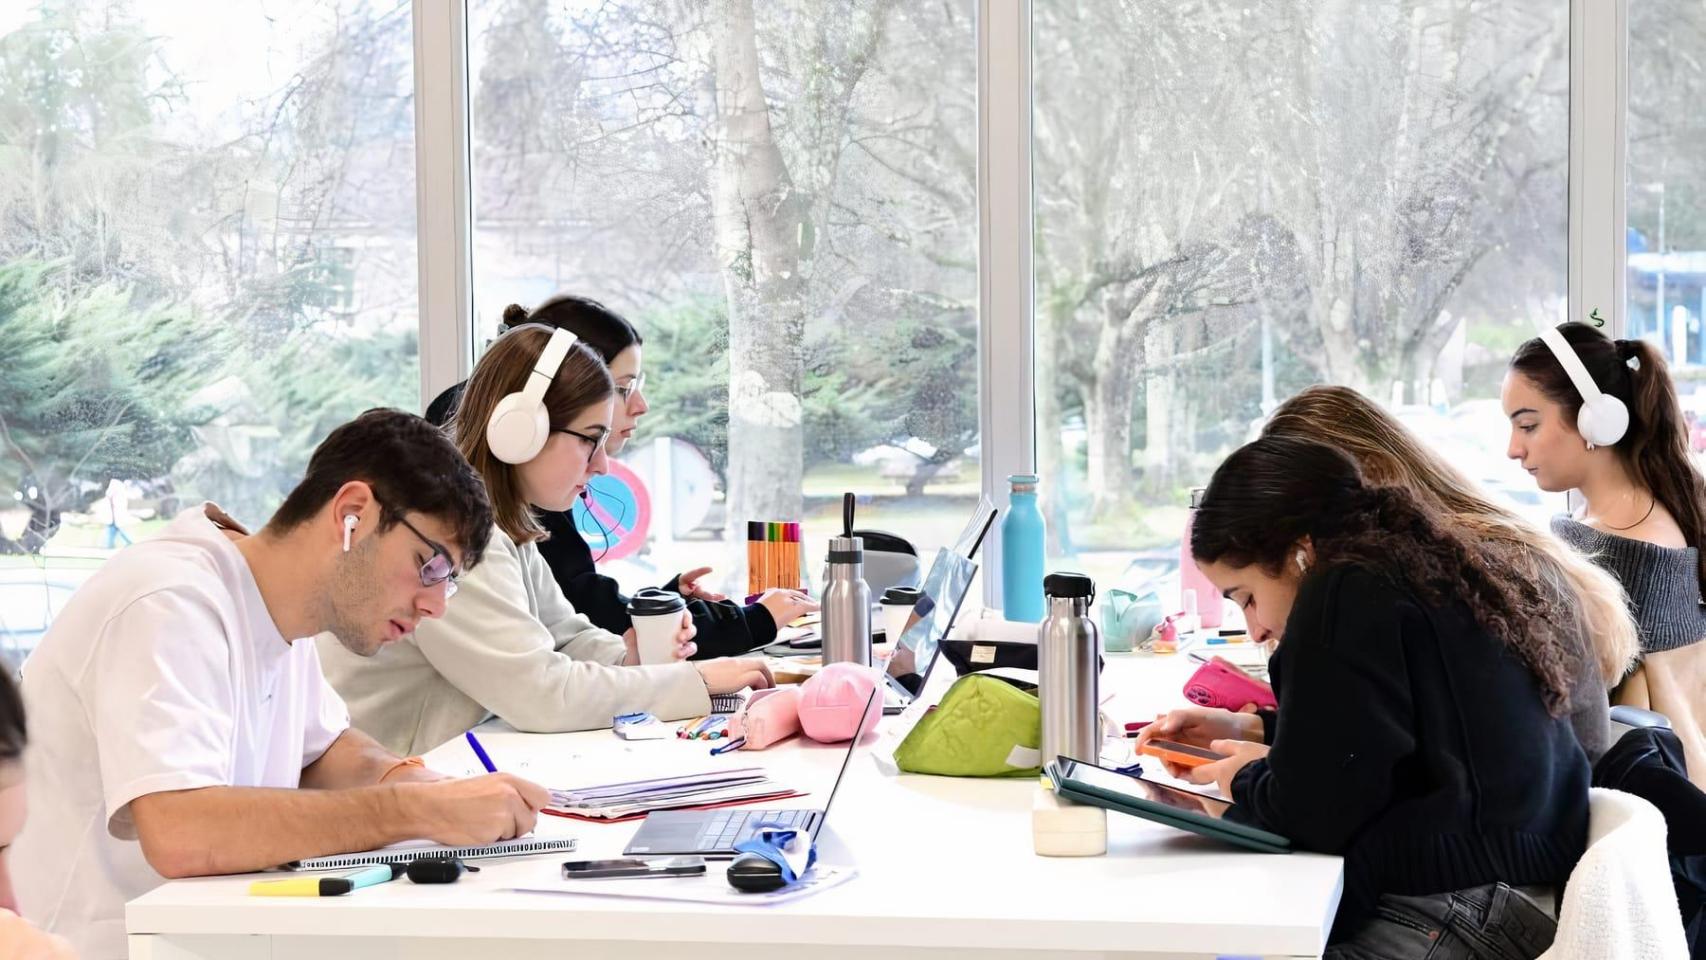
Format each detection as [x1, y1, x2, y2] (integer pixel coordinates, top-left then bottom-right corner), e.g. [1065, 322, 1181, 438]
[410, 531, 710, 733]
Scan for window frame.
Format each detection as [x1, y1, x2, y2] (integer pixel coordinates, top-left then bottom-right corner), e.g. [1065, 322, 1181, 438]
[413, 1, 477, 413]
[415, 0, 1628, 599]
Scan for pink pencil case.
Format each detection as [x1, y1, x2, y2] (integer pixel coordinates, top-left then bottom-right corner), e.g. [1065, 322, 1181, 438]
[727, 686, 802, 750]
[1182, 658, 1277, 712]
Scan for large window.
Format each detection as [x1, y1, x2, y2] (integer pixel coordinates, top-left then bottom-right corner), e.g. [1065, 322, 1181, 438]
[1031, 0, 1570, 612]
[0, 0, 419, 666]
[5, 1, 1685, 656]
[468, 0, 979, 593]
[1627, 0, 1706, 452]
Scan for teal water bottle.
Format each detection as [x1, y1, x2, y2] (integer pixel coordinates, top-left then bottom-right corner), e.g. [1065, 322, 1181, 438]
[1002, 474, 1047, 622]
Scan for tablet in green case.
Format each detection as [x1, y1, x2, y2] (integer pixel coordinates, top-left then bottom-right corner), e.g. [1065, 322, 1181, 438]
[1046, 757, 1292, 855]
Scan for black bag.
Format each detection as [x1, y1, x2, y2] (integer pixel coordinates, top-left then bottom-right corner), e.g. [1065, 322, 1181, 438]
[1594, 726, 1706, 957]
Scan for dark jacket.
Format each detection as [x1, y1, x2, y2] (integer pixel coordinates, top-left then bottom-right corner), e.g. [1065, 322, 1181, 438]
[534, 506, 778, 658]
[426, 382, 778, 659]
[1594, 725, 1706, 956]
[1227, 564, 1591, 942]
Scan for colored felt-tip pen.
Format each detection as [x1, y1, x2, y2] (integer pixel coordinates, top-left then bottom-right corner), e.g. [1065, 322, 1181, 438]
[346, 863, 407, 889]
[249, 876, 355, 897]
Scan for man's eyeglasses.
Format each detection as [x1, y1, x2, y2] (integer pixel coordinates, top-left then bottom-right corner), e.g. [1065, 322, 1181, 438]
[555, 427, 609, 466]
[387, 509, 461, 598]
[616, 372, 646, 404]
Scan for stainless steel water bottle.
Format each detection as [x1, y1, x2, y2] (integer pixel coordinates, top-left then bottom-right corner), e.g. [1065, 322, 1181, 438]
[1039, 572, 1099, 767]
[822, 493, 872, 666]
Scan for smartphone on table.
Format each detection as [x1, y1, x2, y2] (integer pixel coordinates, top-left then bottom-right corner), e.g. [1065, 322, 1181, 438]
[561, 856, 707, 880]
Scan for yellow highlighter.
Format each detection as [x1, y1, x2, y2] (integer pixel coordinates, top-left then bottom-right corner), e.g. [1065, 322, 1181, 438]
[249, 875, 355, 897]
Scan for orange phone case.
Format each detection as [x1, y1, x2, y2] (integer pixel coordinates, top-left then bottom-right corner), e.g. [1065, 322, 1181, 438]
[1138, 739, 1227, 768]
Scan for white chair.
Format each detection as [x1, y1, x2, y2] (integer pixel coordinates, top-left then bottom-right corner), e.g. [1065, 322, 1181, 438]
[1540, 788, 1689, 960]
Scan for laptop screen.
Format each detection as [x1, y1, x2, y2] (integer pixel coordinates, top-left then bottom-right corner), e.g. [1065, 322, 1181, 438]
[814, 685, 881, 831]
[951, 496, 998, 560]
[883, 547, 977, 699]
[882, 498, 993, 701]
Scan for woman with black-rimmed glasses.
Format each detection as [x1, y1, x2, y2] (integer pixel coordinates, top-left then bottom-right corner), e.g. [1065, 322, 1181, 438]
[323, 324, 774, 757]
[426, 294, 816, 659]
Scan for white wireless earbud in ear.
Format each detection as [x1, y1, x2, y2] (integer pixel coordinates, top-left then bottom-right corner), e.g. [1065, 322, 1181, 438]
[343, 514, 358, 553]
[1295, 551, 1307, 574]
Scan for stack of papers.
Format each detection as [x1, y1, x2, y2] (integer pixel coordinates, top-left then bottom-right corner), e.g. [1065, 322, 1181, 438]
[545, 767, 799, 822]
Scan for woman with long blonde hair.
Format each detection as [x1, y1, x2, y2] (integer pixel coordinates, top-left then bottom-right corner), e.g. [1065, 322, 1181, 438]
[1260, 385, 1637, 760]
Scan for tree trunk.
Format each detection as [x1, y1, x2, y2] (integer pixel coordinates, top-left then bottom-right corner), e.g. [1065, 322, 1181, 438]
[903, 458, 951, 498]
[1141, 320, 1175, 497]
[1309, 222, 1367, 389]
[1086, 320, 1137, 519]
[1035, 285, 1070, 556]
[708, 0, 807, 549]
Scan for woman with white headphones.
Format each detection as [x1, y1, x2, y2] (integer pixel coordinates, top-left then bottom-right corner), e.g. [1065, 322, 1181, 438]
[320, 324, 774, 756]
[1505, 321, 1706, 789]
[426, 295, 818, 657]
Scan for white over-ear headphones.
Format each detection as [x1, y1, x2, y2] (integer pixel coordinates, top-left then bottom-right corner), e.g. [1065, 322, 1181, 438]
[1537, 326, 1629, 449]
[485, 326, 579, 464]
[342, 514, 358, 553]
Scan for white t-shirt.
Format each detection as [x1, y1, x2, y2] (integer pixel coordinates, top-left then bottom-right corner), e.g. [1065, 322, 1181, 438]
[12, 504, 350, 960]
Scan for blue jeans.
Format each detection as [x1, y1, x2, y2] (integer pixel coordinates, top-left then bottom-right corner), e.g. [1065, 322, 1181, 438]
[103, 523, 132, 549]
[1325, 883, 1557, 960]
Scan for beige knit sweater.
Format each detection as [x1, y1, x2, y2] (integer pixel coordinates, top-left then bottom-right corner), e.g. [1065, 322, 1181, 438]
[319, 525, 709, 756]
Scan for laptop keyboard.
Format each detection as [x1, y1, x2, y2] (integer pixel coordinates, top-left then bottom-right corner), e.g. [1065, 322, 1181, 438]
[698, 807, 812, 851]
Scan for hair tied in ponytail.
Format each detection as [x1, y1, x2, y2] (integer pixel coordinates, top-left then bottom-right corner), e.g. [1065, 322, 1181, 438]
[499, 304, 531, 333]
[1612, 338, 1641, 370]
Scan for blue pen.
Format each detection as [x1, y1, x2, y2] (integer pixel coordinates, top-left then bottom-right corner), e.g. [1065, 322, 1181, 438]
[345, 863, 406, 890]
[710, 736, 747, 756]
[465, 731, 498, 773]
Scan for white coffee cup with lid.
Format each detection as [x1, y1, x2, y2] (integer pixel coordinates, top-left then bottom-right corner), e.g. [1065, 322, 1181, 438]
[879, 586, 922, 645]
[628, 588, 688, 665]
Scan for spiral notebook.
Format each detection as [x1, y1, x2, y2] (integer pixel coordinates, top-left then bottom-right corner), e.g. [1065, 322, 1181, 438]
[544, 767, 797, 821]
[286, 835, 579, 871]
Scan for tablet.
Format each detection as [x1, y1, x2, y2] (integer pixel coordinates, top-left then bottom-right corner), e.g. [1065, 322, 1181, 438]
[1047, 757, 1292, 854]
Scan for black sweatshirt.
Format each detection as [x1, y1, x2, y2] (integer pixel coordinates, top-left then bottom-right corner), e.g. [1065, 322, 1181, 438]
[533, 507, 778, 658]
[427, 382, 778, 659]
[1226, 564, 1590, 942]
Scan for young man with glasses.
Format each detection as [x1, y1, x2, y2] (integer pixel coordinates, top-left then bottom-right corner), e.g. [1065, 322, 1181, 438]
[13, 409, 552, 960]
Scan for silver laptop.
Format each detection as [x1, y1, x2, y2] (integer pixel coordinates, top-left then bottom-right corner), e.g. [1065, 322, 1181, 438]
[623, 688, 880, 858]
[878, 499, 994, 715]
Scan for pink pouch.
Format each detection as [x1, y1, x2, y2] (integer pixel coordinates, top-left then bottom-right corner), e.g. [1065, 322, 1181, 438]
[797, 663, 884, 743]
[1182, 658, 1277, 712]
[727, 686, 802, 750]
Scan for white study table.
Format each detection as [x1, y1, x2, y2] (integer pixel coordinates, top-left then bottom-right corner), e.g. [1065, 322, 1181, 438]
[127, 646, 1343, 960]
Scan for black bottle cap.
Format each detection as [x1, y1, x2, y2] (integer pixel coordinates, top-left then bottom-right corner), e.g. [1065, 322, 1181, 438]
[1042, 572, 1094, 599]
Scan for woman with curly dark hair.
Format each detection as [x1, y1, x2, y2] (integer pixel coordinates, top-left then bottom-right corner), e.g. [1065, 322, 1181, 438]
[1141, 435, 1589, 959]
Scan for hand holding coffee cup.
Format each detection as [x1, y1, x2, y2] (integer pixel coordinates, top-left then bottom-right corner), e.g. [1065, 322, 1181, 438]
[626, 589, 696, 665]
